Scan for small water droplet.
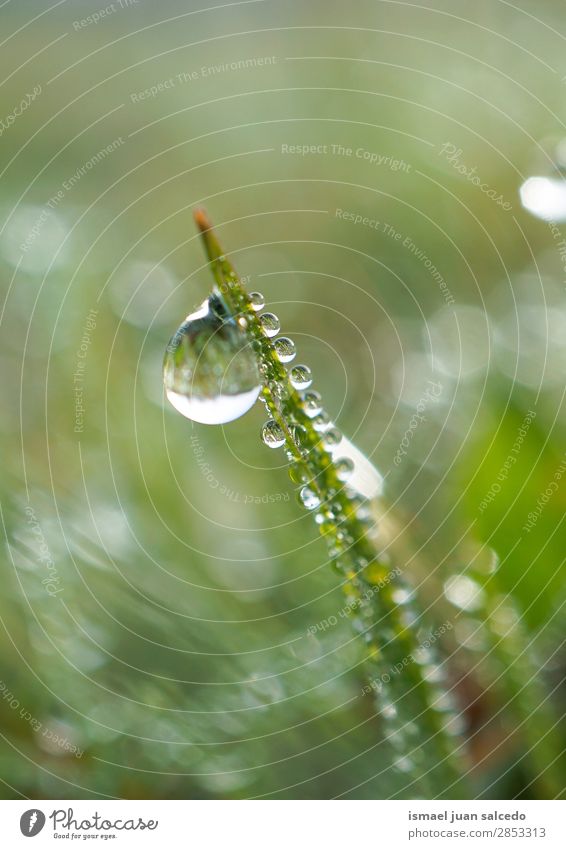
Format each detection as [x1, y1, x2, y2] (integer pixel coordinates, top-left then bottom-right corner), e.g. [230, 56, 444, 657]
[399, 608, 418, 628]
[312, 412, 330, 431]
[274, 337, 296, 363]
[331, 558, 347, 575]
[301, 390, 323, 418]
[259, 312, 280, 337]
[430, 690, 455, 713]
[317, 519, 337, 536]
[268, 379, 289, 400]
[387, 730, 405, 751]
[454, 618, 485, 651]
[330, 434, 383, 501]
[288, 423, 306, 447]
[394, 756, 415, 774]
[356, 505, 371, 522]
[351, 616, 366, 634]
[323, 427, 342, 448]
[328, 541, 347, 558]
[422, 664, 444, 683]
[299, 486, 321, 510]
[413, 647, 434, 666]
[381, 701, 398, 720]
[261, 419, 285, 448]
[444, 713, 466, 736]
[249, 292, 264, 311]
[315, 507, 336, 525]
[289, 364, 312, 389]
[163, 291, 260, 424]
[335, 457, 354, 482]
[490, 604, 520, 637]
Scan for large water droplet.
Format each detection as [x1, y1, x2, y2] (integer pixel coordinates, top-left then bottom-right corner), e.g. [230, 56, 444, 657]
[163, 291, 260, 424]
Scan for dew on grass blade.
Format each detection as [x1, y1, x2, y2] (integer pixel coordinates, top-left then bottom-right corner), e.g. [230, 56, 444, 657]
[312, 412, 330, 431]
[261, 419, 285, 448]
[248, 291, 265, 311]
[273, 337, 296, 363]
[322, 427, 343, 448]
[335, 457, 354, 482]
[299, 486, 321, 511]
[324, 427, 383, 500]
[301, 391, 323, 417]
[163, 291, 260, 424]
[289, 365, 312, 389]
[259, 313, 280, 337]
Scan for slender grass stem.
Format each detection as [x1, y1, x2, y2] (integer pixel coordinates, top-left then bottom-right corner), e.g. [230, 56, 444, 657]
[193, 208, 467, 797]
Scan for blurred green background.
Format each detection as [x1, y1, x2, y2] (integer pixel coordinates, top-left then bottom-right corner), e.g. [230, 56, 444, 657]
[1, 0, 565, 799]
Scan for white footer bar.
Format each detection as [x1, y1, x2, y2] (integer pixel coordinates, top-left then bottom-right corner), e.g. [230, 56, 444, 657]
[1, 799, 564, 848]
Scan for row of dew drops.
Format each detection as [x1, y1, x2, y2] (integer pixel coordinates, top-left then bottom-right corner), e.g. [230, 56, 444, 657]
[250, 291, 465, 786]
[255, 291, 352, 513]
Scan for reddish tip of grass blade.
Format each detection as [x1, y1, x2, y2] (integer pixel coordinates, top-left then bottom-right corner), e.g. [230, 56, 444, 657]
[193, 207, 212, 233]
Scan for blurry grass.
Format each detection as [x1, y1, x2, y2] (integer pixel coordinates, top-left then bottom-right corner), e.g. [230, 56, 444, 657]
[0, 0, 565, 799]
